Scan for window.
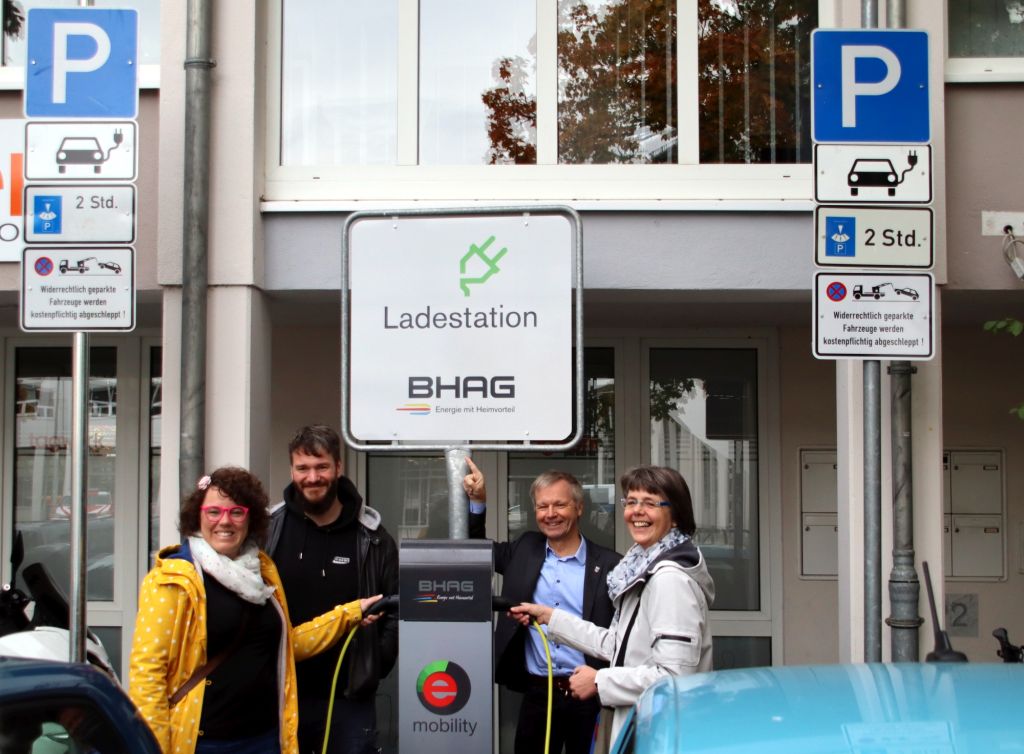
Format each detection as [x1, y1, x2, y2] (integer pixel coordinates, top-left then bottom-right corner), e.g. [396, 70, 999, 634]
[649, 347, 760, 611]
[12, 347, 118, 602]
[268, 0, 819, 200]
[946, 0, 1024, 81]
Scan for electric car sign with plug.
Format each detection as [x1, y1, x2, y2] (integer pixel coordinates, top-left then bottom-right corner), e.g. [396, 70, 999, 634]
[811, 30, 932, 204]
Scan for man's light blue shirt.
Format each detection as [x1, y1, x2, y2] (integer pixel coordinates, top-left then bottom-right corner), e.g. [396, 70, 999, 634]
[526, 537, 588, 677]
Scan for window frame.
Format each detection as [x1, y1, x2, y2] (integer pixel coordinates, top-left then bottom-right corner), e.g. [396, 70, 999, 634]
[264, 0, 829, 203]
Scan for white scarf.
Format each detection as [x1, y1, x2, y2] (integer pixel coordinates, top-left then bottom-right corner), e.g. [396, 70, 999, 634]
[188, 536, 276, 605]
[606, 527, 689, 602]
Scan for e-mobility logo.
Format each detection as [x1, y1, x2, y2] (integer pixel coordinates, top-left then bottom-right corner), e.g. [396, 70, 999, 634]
[459, 235, 506, 296]
[416, 660, 472, 715]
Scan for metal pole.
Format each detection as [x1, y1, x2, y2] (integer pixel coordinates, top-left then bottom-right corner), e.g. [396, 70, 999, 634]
[888, 362, 922, 660]
[445, 448, 470, 539]
[861, 0, 879, 29]
[863, 359, 882, 662]
[179, 0, 215, 498]
[884, 0, 921, 664]
[887, 0, 907, 28]
[860, 0, 882, 665]
[68, 333, 89, 662]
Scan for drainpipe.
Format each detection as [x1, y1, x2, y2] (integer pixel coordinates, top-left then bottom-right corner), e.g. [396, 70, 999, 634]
[179, 0, 215, 499]
[885, 0, 923, 664]
[859, 0, 883, 665]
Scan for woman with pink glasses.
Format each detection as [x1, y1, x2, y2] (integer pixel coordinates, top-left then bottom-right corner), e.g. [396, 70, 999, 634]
[129, 466, 380, 754]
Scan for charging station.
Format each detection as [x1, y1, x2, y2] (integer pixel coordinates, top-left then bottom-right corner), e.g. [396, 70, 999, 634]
[398, 540, 494, 753]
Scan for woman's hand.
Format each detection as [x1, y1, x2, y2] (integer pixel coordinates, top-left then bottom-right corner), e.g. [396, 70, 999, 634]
[359, 594, 383, 626]
[509, 602, 554, 627]
[569, 665, 598, 700]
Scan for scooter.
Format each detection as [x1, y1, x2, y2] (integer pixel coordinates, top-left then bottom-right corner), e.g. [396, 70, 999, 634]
[0, 532, 117, 680]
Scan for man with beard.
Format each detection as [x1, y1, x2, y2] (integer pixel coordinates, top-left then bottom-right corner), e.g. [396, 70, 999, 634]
[267, 425, 398, 754]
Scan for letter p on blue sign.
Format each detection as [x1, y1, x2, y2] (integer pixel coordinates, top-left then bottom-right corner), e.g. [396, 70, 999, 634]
[25, 8, 138, 119]
[812, 29, 929, 144]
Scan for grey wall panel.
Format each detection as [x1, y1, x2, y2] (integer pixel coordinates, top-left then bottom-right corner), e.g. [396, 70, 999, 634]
[263, 210, 814, 293]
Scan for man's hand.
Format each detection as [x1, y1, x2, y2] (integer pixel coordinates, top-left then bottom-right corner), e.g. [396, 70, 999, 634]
[569, 665, 599, 700]
[463, 457, 487, 502]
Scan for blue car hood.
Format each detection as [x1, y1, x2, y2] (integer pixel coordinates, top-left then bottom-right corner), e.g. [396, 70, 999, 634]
[623, 663, 1024, 753]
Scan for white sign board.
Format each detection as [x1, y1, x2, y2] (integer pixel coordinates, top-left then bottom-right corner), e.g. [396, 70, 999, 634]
[814, 272, 933, 360]
[815, 205, 932, 268]
[21, 246, 135, 331]
[814, 144, 931, 203]
[0, 119, 25, 262]
[347, 213, 573, 442]
[25, 121, 137, 181]
[25, 184, 135, 244]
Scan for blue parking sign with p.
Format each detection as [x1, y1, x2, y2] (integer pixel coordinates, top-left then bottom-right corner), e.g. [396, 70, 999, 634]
[25, 8, 138, 118]
[812, 29, 929, 144]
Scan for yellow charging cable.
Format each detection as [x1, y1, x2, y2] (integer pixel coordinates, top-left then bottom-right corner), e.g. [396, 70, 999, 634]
[321, 624, 360, 754]
[531, 619, 554, 754]
[321, 611, 555, 754]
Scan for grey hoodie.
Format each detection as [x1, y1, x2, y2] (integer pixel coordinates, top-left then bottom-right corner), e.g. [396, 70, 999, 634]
[546, 539, 715, 743]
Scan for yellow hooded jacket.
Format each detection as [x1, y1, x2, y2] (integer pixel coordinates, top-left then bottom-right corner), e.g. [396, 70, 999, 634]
[129, 543, 363, 754]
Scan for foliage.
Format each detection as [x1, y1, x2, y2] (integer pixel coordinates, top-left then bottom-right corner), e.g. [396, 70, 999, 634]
[983, 317, 1024, 419]
[650, 377, 697, 422]
[697, 0, 816, 163]
[481, 55, 537, 165]
[556, 0, 677, 163]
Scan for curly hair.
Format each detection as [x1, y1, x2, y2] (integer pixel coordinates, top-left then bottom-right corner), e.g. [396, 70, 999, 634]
[179, 466, 271, 547]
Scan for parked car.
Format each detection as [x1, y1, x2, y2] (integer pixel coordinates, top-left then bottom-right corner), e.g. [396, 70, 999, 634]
[0, 657, 160, 753]
[610, 662, 1024, 754]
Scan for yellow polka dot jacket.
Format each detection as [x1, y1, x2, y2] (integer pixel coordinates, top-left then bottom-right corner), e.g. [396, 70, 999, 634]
[129, 543, 364, 754]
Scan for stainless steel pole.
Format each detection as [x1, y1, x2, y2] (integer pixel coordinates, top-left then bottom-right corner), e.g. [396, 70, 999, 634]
[179, 0, 214, 499]
[69, 333, 89, 662]
[446, 448, 470, 539]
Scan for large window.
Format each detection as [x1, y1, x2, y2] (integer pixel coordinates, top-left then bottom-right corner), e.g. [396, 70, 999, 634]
[270, 1, 818, 199]
[12, 347, 118, 601]
[649, 347, 759, 612]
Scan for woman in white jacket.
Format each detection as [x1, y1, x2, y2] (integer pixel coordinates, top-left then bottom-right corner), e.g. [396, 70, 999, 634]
[511, 465, 715, 744]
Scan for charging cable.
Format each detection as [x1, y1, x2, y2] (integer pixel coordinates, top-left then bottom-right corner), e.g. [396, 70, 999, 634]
[1002, 226, 1024, 280]
[321, 595, 399, 754]
[531, 620, 555, 754]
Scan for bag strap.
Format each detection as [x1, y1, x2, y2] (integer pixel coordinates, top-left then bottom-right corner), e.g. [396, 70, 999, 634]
[169, 606, 252, 707]
[613, 580, 647, 668]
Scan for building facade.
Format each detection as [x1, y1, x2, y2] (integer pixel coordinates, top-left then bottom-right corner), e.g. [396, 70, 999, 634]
[1, 0, 1023, 750]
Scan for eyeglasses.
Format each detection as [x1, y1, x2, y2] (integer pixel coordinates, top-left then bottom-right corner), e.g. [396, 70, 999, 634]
[620, 498, 670, 511]
[200, 504, 249, 523]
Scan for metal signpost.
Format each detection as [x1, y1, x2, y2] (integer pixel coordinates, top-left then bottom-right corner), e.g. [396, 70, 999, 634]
[21, 7, 138, 663]
[342, 206, 583, 752]
[812, 27, 932, 663]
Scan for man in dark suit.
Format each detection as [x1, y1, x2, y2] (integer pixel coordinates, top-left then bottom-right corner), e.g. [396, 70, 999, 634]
[464, 459, 621, 754]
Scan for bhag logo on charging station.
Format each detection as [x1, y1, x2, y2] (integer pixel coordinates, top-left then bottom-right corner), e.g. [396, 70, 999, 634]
[416, 660, 471, 714]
